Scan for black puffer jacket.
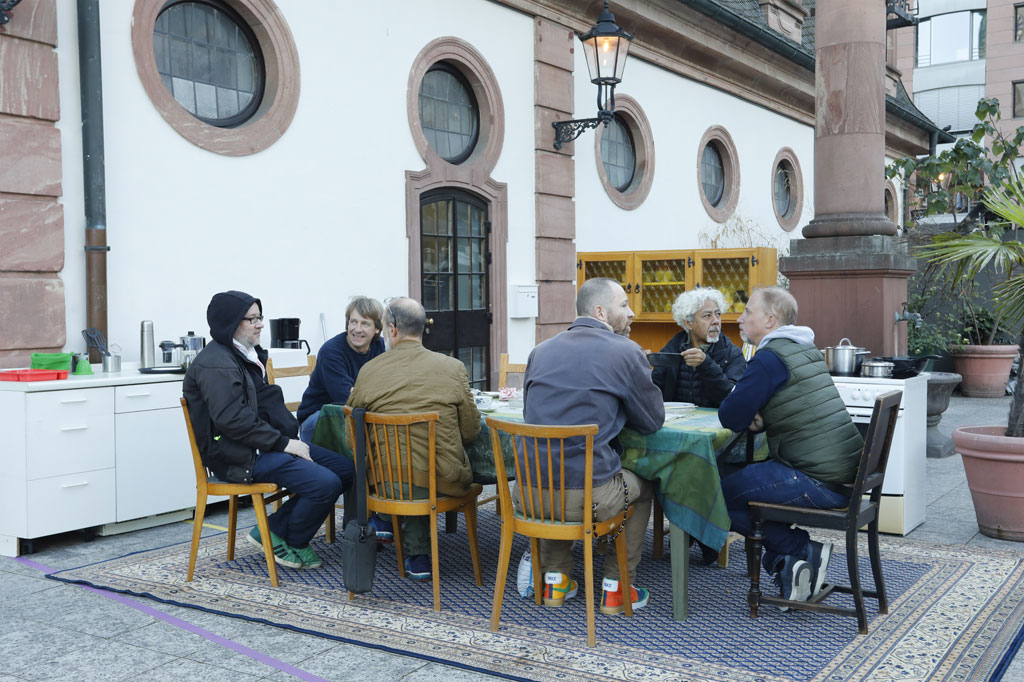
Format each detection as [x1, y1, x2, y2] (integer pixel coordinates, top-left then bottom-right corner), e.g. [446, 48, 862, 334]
[651, 331, 746, 407]
[182, 291, 297, 483]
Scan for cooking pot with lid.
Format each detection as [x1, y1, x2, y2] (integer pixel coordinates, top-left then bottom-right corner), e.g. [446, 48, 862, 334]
[861, 360, 895, 378]
[824, 338, 872, 376]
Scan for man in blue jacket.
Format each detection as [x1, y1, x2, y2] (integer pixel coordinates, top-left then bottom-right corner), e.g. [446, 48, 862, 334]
[297, 296, 385, 443]
[719, 286, 862, 607]
[521, 278, 665, 616]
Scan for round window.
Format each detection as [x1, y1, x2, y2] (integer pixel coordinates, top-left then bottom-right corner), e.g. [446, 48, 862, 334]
[418, 63, 479, 164]
[600, 115, 636, 191]
[701, 144, 725, 207]
[774, 161, 794, 218]
[153, 1, 264, 128]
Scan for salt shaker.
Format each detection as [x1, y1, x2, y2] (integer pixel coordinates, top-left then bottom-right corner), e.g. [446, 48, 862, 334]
[140, 320, 156, 368]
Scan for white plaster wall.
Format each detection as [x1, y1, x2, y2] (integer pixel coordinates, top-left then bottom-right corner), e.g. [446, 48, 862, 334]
[57, 0, 535, 362]
[573, 51, 814, 261]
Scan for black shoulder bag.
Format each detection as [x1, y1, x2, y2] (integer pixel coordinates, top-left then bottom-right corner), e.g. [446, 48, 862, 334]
[341, 407, 377, 593]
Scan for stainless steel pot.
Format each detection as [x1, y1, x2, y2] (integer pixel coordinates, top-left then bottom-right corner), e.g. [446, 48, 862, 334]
[180, 331, 205, 351]
[824, 338, 871, 376]
[861, 360, 894, 378]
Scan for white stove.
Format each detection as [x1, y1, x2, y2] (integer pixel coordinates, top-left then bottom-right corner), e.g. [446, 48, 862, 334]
[830, 373, 927, 534]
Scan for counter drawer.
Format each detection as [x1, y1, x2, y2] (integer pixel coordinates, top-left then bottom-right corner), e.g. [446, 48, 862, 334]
[26, 410, 115, 480]
[115, 381, 183, 413]
[25, 468, 116, 538]
[27, 387, 113, 420]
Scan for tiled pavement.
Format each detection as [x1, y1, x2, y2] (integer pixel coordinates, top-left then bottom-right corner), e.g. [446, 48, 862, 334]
[2, 395, 1023, 681]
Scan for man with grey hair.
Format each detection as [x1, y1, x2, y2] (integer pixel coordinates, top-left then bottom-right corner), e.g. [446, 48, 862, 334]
[346, 297, 480, 581]
[522, 277, 664, 615]
[719, 286, 862, 609]
[652, 287, 746, 408]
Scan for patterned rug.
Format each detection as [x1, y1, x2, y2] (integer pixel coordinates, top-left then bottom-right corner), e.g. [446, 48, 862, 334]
[48, 510, 1024, 682]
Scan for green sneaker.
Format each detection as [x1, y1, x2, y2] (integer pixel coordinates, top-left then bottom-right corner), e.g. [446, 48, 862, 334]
[247, 526, 303, 570]
[291, 544, 323, 569]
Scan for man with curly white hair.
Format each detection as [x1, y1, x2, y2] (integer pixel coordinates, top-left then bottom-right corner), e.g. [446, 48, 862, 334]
[652, 287, 746, 408]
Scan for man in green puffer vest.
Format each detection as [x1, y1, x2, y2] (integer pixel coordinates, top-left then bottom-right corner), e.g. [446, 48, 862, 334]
[719, 286, 863, 608]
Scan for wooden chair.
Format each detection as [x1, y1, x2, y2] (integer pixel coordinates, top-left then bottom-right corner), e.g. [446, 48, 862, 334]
[486, 417, 634, 647]
[180, 398, 288, 587]
[746, 390, 902, 634]
[343, 406, 484, 611]
[266, 354, 335, 542]
[266, 354, 317, 412]
[497, 352, 526, 389]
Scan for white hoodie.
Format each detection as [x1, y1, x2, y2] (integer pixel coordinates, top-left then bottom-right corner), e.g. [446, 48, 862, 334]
[756, 324, 816, 351]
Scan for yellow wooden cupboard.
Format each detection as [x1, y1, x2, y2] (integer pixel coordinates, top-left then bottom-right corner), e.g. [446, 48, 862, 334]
[576, 247, 777, 352]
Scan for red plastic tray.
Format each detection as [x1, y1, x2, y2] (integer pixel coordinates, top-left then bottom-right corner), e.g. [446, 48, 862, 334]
[0, 369, 69, 381]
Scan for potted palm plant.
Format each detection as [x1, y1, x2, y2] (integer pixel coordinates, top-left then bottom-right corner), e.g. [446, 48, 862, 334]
[936, 178, 1024, 540]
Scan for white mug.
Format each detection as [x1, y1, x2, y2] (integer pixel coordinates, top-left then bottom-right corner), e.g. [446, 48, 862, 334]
[474, 395, 493, 410]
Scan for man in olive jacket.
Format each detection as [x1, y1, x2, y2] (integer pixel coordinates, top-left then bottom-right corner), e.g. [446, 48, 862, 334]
[346, 297, 480, 580]
[719, 286, 862, 607]
[183, 290, 353, 571]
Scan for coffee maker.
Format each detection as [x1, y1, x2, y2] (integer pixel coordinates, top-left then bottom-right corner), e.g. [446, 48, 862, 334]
[269, 318, 310, 354]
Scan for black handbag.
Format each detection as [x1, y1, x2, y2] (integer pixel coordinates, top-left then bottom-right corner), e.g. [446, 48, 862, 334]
[341, 407, 377, 593]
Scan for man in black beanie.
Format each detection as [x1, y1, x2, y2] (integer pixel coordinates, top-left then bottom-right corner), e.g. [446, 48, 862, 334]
[183, 290, 353, 569]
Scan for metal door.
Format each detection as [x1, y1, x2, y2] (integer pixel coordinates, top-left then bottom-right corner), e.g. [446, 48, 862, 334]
[420, 191, 491, 390]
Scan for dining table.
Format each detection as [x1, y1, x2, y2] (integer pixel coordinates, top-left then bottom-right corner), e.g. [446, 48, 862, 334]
[312, 403, 765, 621]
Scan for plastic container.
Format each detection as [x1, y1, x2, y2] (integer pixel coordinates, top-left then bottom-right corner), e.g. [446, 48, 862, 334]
[0, 369, 69, 382]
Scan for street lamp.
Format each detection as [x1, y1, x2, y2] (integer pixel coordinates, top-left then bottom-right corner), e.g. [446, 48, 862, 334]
[552, 1, 633, 150]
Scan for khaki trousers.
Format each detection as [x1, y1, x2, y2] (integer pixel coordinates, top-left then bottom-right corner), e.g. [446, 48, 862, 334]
[514, 470, 652, 584]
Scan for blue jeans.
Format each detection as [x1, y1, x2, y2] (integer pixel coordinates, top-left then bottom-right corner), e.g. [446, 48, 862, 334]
[721, 459, 848, 573]
[251, 443, 353, 548]
[298, 409, 321, 444]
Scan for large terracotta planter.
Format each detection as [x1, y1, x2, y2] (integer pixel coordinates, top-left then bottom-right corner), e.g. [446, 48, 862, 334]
[949, 344, 1017, 398]
[952, 425, 1024, 541]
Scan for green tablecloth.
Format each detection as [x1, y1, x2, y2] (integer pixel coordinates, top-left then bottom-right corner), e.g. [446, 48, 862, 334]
[313, 404, 757, 551]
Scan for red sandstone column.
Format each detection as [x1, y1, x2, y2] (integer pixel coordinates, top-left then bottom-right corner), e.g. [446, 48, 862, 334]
[804, 0, 896, 237]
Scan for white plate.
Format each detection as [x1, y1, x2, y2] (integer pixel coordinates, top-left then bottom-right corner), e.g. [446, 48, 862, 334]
[664, 402, 696, 410]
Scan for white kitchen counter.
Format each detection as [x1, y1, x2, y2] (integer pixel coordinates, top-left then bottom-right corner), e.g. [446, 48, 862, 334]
[0, 361, 194, 556]
[0, 362, 184, 392]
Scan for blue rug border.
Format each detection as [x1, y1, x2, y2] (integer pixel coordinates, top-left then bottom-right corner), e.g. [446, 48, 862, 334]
[992, 617, 1024, 682]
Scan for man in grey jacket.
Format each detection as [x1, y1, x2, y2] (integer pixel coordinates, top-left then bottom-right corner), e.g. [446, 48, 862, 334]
[183, 290, 353, 570]
[522, 278, 665, 616]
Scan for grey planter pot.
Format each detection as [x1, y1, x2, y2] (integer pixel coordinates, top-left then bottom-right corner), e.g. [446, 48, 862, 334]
[926, 372, 962, 458]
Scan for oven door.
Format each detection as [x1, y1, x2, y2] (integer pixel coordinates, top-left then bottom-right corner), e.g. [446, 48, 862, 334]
[846, 406, 905, 495]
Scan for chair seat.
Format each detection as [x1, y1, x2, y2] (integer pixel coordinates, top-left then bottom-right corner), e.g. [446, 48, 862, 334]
[512, 506, 633, 538]
[750, 498, 877, 530]
[206, 481, 279, 496]
[369, 483, 483, 516]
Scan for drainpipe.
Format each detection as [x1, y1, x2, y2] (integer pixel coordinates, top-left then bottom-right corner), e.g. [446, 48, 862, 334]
[78, 0, 108, 362]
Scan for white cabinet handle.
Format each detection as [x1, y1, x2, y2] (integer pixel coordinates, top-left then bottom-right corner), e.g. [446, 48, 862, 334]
[125, 392, 151, 398]
[61, 481, 89, 488]
[59, 425, 88, 432]
[59, 398, 87, 404]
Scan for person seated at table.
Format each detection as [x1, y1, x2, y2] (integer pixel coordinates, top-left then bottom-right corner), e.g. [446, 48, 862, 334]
[522, 277, 664, 615]
[297, 296, 385, 444]
[652, 287, 746, 407]
[346, 297, 480, 581]
[718, 286, 862, 607]
[183, 290, 354, 570]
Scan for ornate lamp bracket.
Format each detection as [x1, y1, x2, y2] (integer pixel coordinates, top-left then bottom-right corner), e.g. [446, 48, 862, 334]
[552, 110, 614, 150]
[0, 0, 23, 25]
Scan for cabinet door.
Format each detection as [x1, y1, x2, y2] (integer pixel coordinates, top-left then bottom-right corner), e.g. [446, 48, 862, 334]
[692, 249, 759, 319]
[633, 251, 691, 321]
[577, 252, 634, 296]
[115, 408, 196, 521]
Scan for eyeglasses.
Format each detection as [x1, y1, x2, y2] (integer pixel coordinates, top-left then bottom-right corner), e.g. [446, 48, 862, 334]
[243, 315, 264, 324]
[383, 297, 398, 327]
